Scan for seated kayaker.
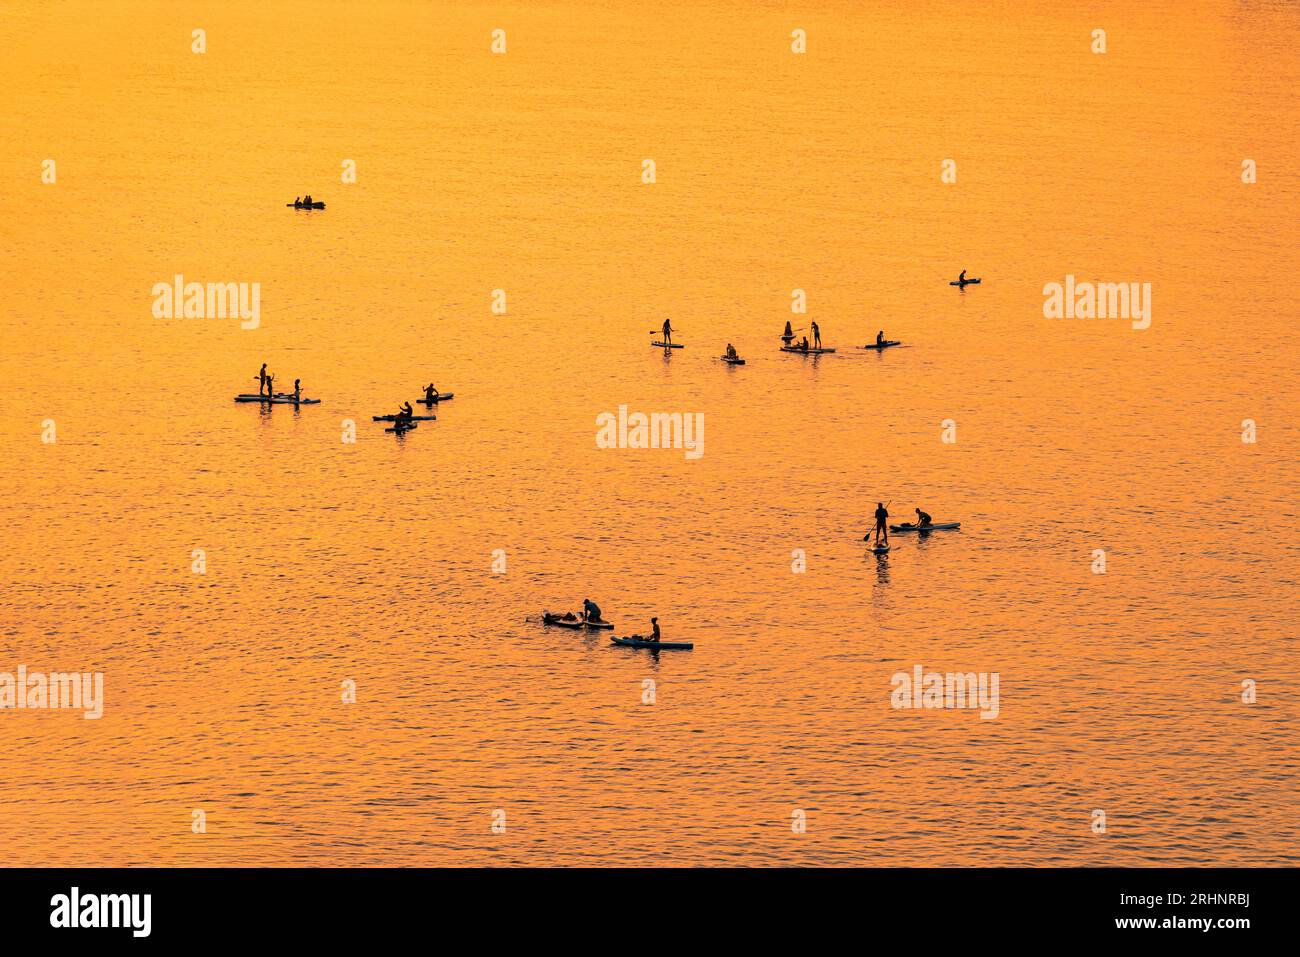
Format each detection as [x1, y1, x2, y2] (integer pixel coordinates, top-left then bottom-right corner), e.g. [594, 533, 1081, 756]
[582, 598, 602, 623]
[725, 343, 738, 359]
[915, 508, 932, 528]
[423, 383, 437, 402]
[303, 194, 313, 207]
[876, 330, 885, 345]
[799, 336, 809, 352]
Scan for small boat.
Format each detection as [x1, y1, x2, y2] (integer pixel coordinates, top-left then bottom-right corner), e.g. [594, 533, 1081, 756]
[651, 341, 683, 349]
[721, 355, 746, 365]
[416, 393, 455, 404]
[949, 278, 981, 286]
[889, 522, 961, 532]
[287, 201, 325, 209]
[372, 414, 436, 422]
[234, 395, 320, 404]
[859, 341, 901, 350]
[780, 345, 836, 355]
[611, 636, 693, 651]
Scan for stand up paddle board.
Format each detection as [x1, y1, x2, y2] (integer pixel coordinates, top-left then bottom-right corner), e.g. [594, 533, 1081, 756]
[889, 522, 961, 532]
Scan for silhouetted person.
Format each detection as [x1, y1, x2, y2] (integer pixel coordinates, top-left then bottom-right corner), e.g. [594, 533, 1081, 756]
[812, 321, 821, 349]
[661, 319, 672, 346]
[583, 598, 602, 623]
[915, 508, 932, 528]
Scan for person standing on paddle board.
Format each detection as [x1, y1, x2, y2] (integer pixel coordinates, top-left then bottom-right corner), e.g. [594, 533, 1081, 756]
[291, 378, 302, 402]
[661, 319, 673, 346]
[783, 320, 794, 342]
[811, 321, 822, 349]
[583, 598, 602, 623]
[914, 508, 932, 528]
[256, 363, 269, 396]
[873, 502, 890, 544]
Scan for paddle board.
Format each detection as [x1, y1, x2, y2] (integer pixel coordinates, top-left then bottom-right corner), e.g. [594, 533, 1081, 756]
[651, 341, 683, 349]
[889, 522, 961, 532]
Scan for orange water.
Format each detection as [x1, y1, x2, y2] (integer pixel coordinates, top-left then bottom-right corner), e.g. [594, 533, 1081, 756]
[0, 0, 1296, 865]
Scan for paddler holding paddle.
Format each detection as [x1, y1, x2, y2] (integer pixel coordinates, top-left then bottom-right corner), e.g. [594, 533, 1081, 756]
[782, 320, 794, 342]
[812, 321, 822, 350]
[661, 318, 673, 346]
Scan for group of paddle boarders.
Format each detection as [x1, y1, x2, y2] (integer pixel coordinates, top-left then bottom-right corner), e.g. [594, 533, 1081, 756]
[254, 363, 303, 400]
[867, 504, 934, 545]
[779, 320, 824, 351]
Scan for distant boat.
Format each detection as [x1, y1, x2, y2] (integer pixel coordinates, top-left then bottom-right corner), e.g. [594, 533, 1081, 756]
[286, 200, 325, 209]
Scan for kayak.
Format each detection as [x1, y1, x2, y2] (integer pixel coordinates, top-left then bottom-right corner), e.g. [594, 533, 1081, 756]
[287, 202, 325, 209]
[860, 341, 900, 350]
[385, 423, 418, 433]
[949, 278, 981, 286]
[721, 355, 746, 365]
[611, 636, 693, 650]
[584, 619, 615, 630]
[416, 393, 455, 403]
[781, 346, 836, 354]
[651, 341, 683, 349]
[889, 522, 961, 532]
[372, 415, 435, 421]
[234, 395, 320, 404]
